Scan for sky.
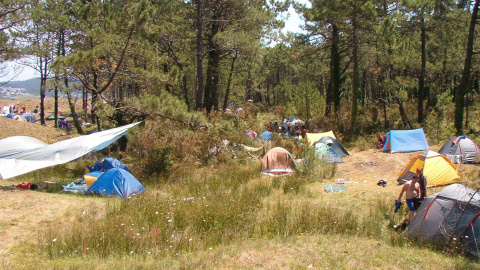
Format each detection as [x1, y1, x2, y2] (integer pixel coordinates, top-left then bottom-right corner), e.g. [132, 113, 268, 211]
[3, 0, 309, 82]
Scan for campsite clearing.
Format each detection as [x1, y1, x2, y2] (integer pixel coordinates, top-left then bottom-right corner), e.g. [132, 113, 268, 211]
[1, 147, 478, 268]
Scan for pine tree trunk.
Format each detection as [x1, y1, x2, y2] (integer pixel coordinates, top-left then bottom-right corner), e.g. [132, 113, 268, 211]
[331, 23, 341, 115]
[350, 5, 359, 133]
[223, 50, 238, 111]
[455, 0, 479, 135]
[418, 13, 426, 124]
[195, 0, 204, 111]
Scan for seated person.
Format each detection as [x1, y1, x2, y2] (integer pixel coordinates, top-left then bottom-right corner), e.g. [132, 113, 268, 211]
[376, 133, 385, 149]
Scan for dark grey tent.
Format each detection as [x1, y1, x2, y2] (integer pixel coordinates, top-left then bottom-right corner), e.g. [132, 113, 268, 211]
[315, 136, 349, 157]
[408, 184, 480, 257]
[22, 113, 37, 123]
[438, 136, 479, 164]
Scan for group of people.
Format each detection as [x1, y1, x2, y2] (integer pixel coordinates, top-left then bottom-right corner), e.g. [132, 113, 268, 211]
[7, 104, 39, 115]
[264, 120, 320, 139]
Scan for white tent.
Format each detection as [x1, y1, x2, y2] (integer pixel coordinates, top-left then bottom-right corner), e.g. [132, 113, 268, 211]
[0, 122, 141, 179]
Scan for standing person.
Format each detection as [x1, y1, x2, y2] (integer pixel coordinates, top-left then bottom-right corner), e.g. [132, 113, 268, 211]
[416, 167, 427, 201]
[300, 125, 307, 138]
[22, 105, 26, 113]
[397, 174, 421, 220]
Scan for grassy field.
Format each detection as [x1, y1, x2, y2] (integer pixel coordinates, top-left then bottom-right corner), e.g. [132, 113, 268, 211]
[0, 98, 479, 269]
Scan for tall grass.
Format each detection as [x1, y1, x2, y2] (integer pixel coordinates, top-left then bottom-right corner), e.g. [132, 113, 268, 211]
[40, 160, 410, 260]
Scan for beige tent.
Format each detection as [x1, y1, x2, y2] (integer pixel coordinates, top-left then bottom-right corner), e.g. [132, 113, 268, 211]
[306, 131, 336, 148]
[261, 147, 297, 175]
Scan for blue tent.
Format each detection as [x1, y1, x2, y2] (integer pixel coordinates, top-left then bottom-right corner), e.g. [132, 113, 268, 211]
[261, 131, 272, 140]
[89, 157, 129, 172]
[383, 128, 429, 153]
[6, 113, 17, 119]
[84, 168, 145, 198]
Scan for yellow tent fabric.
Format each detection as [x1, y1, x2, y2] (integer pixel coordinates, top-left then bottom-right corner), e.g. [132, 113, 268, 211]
[397, 150, 462, 187]
[84, 174, 100, 188]
[306, 131, 336, 148]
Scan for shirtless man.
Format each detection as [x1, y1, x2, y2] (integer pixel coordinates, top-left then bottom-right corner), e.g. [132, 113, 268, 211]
[397, 174, 421, 220]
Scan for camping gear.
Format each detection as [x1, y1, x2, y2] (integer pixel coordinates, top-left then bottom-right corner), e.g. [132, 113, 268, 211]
[382, 128, 429, 153]
[62, 182, 88, 193]
[1, 106, 9, 115]
[438, 135, 480, 164]
[394, 200, 402, 213]
[324, 184, 347, 193]
[288, 119, 304, 127]
[0, 122, 141, 180]
[241, 145, 263, 159]
[377, 180, 387, 187]
[397, 150, 462, 186]
[0, 136, 47, 158]
[306, 130, 336, 147]
[261, 131, 272, 140]
[45, 114, 66, 120]
[245, 130, 257, 139]
[5, 113, 17, 119]
[84, 168, 145, 199]
[83, 171, 104, 188]
[408, 184, 480, 257]
[313, 142, 343, 163]
[13, 115, 25, 122]
[21, 113, 37, 123]
[88, 157, 129, 173]
[261, 147, 297, 175]
[314, 136, 349, 157]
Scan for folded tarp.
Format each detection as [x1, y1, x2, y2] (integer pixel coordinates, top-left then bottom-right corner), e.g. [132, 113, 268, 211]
[0, 122, 141, 180]
[306, 131, 336, 148]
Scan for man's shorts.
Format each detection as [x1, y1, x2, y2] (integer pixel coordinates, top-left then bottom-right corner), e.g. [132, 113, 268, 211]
[406, 198, 416, 211]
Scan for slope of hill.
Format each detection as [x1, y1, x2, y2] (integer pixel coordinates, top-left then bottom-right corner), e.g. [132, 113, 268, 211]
[1, 77, 41, 96]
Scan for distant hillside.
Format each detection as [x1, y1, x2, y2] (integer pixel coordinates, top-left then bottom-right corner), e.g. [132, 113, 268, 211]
[0, 77, 84, 98]
[1, 77, 41, 96]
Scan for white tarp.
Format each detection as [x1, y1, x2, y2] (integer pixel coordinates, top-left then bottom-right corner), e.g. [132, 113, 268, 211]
[0, 122, 141, 179]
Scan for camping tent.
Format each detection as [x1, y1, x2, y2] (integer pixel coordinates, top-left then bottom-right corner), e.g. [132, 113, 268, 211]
[306, 130, 336, 147]
[0, 122, 141, 179]
[84, 168, 145, 198]
[314, 136, 349, 157]
[261, 147, 297, 175]
[438, 136, 479, 164]
[408, 184, 480, 257]
[382, 128, 429, 153]
[88, 157, 130, 172]
[313, 142, 343, 163]
[83, 171, 104, 188]
[13, 115, 25, 122]
[46, 114, 66, 120]
[5, 113, 17, 119]
[22, 113, 37, 123]
[261, 131, 272, 140]
[397, 150, 462, 186]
